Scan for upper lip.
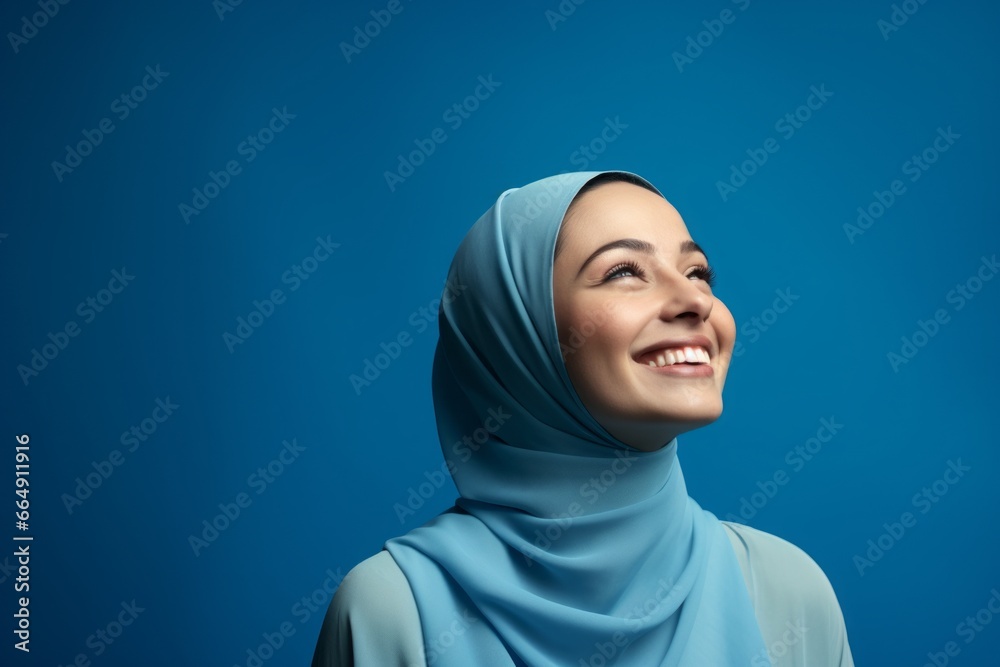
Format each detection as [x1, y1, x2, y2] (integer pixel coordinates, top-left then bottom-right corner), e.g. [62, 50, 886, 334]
[633, 335, 714, 361]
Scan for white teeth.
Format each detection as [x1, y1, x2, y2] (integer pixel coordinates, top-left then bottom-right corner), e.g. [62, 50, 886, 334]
[645, 346, 710, 367]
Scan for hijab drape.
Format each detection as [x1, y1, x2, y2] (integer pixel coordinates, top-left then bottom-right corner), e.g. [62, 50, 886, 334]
[384, 171, 768, 666]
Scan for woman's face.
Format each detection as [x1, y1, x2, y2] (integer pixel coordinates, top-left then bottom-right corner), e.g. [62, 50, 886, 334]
[552, 181, 737, 452]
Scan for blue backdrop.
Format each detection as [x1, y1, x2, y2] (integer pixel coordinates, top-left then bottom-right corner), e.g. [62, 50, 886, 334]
[3, 0, 998, 665]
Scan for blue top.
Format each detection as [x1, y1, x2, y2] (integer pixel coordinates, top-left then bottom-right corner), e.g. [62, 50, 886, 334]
[313, 521, 854, 666]
[314, 171, 854, 666]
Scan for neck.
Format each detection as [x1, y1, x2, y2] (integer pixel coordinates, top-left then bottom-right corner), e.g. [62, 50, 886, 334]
[453, 438, 682, 518]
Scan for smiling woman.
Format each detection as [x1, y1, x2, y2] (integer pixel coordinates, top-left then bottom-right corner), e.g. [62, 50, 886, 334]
[553, 175, 733, 452]
[311, 171, 855, 667]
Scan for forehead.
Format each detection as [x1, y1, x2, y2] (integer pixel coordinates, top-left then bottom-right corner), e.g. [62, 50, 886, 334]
[558, 182, 690, 254]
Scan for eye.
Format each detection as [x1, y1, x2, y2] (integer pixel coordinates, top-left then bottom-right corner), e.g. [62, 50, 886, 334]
[603, 260, 646, 282]
[687, 264, 717, 288]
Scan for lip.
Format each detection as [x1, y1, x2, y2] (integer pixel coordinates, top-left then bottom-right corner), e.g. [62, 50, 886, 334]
[633, 335, 715, 378]
[643, 362, 714, 377]
[632, 335, 715, 361]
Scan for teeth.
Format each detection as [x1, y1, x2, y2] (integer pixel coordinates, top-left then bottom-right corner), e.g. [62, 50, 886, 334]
[643, 346, 710, 368]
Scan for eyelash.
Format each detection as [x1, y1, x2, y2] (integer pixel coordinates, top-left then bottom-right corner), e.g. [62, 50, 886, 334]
[603, 260, 717, 288]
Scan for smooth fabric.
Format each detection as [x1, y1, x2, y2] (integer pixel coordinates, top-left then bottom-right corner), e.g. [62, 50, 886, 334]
[371, 171, 771, 665]
[312, 521, 855, 666]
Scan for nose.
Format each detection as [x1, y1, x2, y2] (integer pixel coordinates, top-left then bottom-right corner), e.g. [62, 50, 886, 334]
[656, 271, 714, 323]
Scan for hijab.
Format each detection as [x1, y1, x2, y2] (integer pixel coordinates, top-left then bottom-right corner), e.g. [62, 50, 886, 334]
[384, 171, 768, 666]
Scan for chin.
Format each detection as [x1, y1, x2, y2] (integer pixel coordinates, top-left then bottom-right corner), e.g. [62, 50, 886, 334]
[635, 388, 725, 424]
[575, 373, 726, 445]
[593, 401, 723, 451]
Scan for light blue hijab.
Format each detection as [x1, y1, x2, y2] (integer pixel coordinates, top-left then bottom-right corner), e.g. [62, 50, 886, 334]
[384, 171, 768, 666]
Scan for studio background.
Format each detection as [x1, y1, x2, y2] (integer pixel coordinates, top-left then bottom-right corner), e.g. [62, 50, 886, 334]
[2, 0, 998, 665]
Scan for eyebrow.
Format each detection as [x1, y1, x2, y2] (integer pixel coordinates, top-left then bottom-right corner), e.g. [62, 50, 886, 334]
[576, 238, 708, 277]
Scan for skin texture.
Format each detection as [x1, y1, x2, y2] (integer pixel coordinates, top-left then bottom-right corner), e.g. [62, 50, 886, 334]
[552, 181, 737, 452]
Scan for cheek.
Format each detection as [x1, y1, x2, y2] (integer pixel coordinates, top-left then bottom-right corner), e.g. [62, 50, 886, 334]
[712, 299, 737, 348]
[560, 303, 626, 363]
[562, 308, 639, 380]
[710, 299, 737, 386]
[562, 318, 635, 414]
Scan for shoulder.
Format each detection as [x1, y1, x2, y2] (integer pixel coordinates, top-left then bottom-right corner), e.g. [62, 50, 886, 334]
[721, 521, 855, 665]
[722, 521, 836, 603]
[333, 550, 418, 617]
[311, 551, 424, 667]
[721, 521, 844, 614]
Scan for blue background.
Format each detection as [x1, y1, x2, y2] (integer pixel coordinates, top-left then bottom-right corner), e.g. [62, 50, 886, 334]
[2, 0, 998, 665]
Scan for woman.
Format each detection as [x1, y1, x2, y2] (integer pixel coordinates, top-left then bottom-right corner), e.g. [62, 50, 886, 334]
[312, 170, 854, 666]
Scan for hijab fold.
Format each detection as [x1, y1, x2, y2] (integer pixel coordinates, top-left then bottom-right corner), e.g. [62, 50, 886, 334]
[384, 171, 768, 666]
